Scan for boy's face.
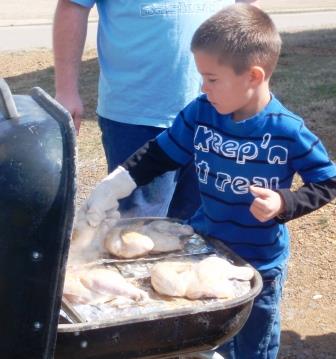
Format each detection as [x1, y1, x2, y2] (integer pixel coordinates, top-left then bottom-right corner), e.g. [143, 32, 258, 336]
[193, 50, 254, 119]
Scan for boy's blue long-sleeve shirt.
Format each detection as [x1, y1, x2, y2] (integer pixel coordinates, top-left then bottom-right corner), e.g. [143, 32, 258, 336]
[124, 94, 336, 270]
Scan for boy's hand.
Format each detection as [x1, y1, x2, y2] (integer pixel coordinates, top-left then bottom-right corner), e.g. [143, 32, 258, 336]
[249, 186, 284, 222]
[83, 166, 137, 227]
[69, 166, 137, 256]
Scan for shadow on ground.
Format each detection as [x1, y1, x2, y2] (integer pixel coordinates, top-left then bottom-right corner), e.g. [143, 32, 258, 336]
[3, 54, 99, 118]
[280, 330, 336, 359]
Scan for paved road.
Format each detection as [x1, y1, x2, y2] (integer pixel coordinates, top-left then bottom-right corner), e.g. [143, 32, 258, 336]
[1, 11, 336, 52]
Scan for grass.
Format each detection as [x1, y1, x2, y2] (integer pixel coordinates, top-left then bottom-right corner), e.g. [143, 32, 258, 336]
[270, 29, 336, 158]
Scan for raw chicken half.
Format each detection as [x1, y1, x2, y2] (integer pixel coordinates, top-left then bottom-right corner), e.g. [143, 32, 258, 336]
[63, 267, 148, 305]
[104, 220, 194, 258]
[105, 227, 154, 258]
[150, 256, 254, 300]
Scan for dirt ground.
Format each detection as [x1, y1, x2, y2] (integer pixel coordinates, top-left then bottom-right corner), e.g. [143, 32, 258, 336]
[1, 27, 336, 359]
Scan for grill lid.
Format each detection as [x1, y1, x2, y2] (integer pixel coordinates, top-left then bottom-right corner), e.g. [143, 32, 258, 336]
[0, 78, 76, 358]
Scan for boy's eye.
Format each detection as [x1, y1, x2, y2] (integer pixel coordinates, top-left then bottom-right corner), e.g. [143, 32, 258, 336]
[208, 79, 217, 83]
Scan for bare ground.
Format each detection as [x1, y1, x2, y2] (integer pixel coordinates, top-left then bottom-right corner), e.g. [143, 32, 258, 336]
[1, 27, 336, 359]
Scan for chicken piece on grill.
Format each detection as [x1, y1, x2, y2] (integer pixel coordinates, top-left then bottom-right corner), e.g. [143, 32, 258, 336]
[197, 256, 255, 281]
[81, 268, 149, 302]
[63, 271, 112, 305]
[186, 257, 254, 299]
[63, 268, 148, 305]
[104, 227, 154, 258]
[104, 220, 194, 258]
[150, 256, 254, 300]
[142, 220, 194, 253]
[150, 261, 197, 297]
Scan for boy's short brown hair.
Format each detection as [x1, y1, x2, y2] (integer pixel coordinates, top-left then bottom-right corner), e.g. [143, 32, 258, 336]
[191, 4, 281, 78]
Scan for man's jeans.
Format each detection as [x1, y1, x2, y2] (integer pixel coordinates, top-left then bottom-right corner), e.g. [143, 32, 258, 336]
[218, 263, 287, 359]
[98, 116, 200, 219]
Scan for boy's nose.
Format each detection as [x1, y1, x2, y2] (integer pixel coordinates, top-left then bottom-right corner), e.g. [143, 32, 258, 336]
[201, 82, 208, 94]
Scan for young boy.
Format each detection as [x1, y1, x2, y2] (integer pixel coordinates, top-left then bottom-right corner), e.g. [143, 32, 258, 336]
[76, 4, 336, 358]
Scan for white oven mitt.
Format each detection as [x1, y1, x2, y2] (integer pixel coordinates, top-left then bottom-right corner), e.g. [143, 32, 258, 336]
[70, 166, 137, 260]
[84, 166, 137, 227]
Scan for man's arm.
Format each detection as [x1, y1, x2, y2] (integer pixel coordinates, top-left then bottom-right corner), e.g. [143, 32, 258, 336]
[53, 0, 91, 133]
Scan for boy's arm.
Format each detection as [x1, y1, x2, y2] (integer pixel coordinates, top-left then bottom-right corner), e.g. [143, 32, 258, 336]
[275, 177, 336, 223]
[80, 139, 181, 227]
[71, 139, 182, 253]
[122, 139, 181, 186]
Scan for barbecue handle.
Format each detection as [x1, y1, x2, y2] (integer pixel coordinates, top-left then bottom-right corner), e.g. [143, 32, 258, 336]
[0, 78, 19, 120]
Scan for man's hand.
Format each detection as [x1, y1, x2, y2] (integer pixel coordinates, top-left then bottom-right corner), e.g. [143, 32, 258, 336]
[249, 186, 284, 222]
[56, 91, 84, 133]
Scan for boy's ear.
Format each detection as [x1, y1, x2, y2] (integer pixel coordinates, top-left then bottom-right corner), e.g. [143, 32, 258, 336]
[249, 66, 265, 86]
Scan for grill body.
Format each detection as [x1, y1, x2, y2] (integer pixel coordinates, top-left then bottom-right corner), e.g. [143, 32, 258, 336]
[0, 79, 76, 359]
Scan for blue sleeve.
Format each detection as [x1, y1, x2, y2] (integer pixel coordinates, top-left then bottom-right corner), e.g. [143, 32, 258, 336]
[71, 0, 96, 8]
[290, 124, 336, 183]
[156, 100, 197, 165]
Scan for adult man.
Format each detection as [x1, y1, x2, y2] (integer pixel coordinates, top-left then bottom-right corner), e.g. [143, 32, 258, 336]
[53, 0, 259, 220]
